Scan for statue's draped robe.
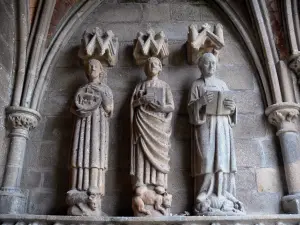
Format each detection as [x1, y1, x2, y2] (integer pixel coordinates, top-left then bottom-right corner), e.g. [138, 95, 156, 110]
[131, 79, 173, 189]
[188, 78, 237, 195]
[71, 83, 113, 196]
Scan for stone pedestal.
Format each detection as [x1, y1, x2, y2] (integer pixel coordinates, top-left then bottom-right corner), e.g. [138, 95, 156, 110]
[0, 106, 40, 214]
[0, 188, 28, 214]
[266, 103, 300, 213]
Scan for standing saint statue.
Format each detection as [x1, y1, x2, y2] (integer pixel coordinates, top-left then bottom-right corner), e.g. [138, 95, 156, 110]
[188, 53, 245, 215]
[130, 57, 174, 216]
[66, 59, 113, 216]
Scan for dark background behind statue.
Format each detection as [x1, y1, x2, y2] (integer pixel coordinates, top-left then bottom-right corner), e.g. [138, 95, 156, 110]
[22, 1, 283, 215]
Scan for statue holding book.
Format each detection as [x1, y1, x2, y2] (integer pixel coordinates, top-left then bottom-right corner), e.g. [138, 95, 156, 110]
[130, 57, 174, 216]
[188, 53, 245, 215]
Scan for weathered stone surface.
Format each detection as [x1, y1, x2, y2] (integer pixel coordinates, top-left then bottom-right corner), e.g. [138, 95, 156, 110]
[235, 114, 267, 138]
[171, 190, 192, 215]
[236, 190, 281, 213]
[260, 137, 282, 168]
[168, 41, 187, 66]
[38, 142, 69, 168]
[218, 64, 255, 90]
[91, 4, 142, 22]
[232, 91, 264, 114]
[41, 91, 72, 116]
[166, 67, 198, 90]
[169, 140, 190, 170]
[143, 4, 170, 22]
[168, 170, 192, 193]
[256, 167, 283, 193]
[172, 115, 190, 141]
[105, 170, 132, 195]
[28, 191, 56, 215]
[107, 68, 143, 91]
[235, 139, 261, 168]
[42, 116, 73, 141]
[171, 4, 201, 21]
[236, 168, 257, 192]
[22, 169, 42, 189]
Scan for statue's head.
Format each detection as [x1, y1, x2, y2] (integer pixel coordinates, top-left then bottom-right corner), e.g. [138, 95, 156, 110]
[144, 57, 162, 78]
[87, 59, 105, 81]
[198, 53, 217, 78]
[87, 188, 99, 211]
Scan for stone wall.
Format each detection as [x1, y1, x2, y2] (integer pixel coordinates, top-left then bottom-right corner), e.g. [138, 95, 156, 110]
[0, 0, 15, 185]
[24, 1, 284, 215]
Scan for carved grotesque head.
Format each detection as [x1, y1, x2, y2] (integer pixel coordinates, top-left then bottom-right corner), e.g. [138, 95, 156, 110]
[87, 59, 105, 81]
[198, 53, 217, 78]
[87, 189, 100, 211]
[162, 193, 172, 208]
[144, 57, 162, 78]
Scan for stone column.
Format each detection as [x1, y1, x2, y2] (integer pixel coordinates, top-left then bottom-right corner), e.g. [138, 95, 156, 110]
[0, 106, 41, 214]
[266, 103, 300, 213]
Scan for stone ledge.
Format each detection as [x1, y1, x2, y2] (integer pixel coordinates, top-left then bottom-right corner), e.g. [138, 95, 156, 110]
[1, 215, 300, 225]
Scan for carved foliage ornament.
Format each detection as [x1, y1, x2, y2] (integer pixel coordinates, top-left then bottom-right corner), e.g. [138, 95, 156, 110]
[6, 106, 41, 130]
[78, 27, 119, 66]
[266, 103, 300, 135]
[133, 29, 169, 65]
[187, 23, 224, 64]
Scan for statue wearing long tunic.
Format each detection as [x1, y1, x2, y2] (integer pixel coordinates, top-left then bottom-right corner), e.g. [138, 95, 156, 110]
[188, 53, 245, 215]
[66, 59, 113, 216]
[130, 57, 174, 216]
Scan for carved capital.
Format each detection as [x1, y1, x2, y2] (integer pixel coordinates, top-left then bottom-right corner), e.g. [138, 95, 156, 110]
[265, 103, 300, 135]
[6, 106, 41, 130]
[289, 54, 300, 77]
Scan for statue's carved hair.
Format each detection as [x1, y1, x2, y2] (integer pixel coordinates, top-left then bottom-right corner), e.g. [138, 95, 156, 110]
[86, 58, 107, 79]
[198, 53, 217, 70]
[144, 57, 162, 76]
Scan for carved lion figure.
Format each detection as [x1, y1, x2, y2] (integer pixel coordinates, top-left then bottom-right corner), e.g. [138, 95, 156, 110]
[132, 186, 172, 215]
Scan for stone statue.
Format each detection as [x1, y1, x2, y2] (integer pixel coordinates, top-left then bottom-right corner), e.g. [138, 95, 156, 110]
[66, 59, 113, 216]
[130, 57, 174, 216]
[187, 53, 245, 216]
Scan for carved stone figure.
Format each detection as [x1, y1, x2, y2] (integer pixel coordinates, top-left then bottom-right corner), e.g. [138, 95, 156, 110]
[78, 27, 119, 66]
[133, 29, 169, 65]
[187, 23, 224, 64]
[66, 59, 113, 216]
[130, 57, 174, 216]
[188, 53, 245, 216]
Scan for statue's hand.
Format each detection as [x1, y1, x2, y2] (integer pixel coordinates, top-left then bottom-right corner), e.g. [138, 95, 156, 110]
[199, 92, 214, 105]
[223, 98, 236, 111]
[140, 95, 155, 105]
